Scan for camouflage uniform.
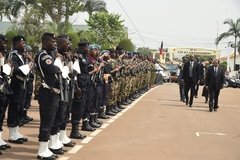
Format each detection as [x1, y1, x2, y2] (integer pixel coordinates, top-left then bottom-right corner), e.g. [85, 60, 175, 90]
[34, 69, 41, 100]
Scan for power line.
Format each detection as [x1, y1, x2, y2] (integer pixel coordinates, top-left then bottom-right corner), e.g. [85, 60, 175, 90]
[116, 0, 145, 44]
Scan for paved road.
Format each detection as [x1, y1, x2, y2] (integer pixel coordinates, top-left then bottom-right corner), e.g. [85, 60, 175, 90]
[1, 83, 240, 160]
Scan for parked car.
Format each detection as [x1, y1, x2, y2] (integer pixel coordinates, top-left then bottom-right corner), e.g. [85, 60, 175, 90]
[165, 64, 179, 83]
[225, 78, 240, 88]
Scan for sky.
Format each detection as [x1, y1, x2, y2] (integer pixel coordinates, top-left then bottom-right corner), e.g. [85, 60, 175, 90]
[69, 0, 240, 57]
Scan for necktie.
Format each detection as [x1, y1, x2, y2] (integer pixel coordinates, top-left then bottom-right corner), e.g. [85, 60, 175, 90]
[189, 62, 193, 77]
[214, 68, 217, 77]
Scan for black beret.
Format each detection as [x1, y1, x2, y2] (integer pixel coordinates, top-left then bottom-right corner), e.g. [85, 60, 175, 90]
[12, 35, 26, 42]
[42, 32, 56, 39]
[57, 34, 69, 40]
[78, 41, 89, 46]
[107, 48, 115, 53]
[116, 46, 123, 51]
[0, 34, 7, 42]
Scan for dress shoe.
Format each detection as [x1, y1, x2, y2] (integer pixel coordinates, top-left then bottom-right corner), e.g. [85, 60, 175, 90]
[205, 100, 208, 103]
[19, 137, 28, 142]
[0, 145, 6, 150]
[61, 148, 67, 152]
[20, 118, 29, 124]
[49, 148, 64, 155]
[189, 105, 192, 108]
[185, 101, 188, 106]
[63, 141, 75, 147]
[0, 151, 2, 155]
[8, 138, 24, 144]
[195, 96, 198, 98]
[214, 108, 217, 112]
[3, 144, 11, 148]
[34, 95, 38, 100]
[37, 155, 56, 160]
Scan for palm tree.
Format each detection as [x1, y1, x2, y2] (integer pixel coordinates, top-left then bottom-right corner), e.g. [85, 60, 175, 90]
[81, 0, 107, 17]
[215, 18, 240, 70]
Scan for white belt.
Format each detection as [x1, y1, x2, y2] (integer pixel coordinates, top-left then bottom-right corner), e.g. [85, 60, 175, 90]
[41, 83, 60, 94]
[16, 75, 25, 81]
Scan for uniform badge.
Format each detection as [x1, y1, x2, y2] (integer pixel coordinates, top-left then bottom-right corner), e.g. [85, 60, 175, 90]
[79, 54, 83, 59]
[45, 59, 52, 65]
[82, 59, 86, 62]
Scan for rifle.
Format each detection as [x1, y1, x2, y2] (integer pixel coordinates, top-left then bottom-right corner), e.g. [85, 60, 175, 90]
[58, 70, 65, 102]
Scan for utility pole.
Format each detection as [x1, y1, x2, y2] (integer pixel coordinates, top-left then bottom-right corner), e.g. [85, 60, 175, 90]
[216, 21, 219, 51]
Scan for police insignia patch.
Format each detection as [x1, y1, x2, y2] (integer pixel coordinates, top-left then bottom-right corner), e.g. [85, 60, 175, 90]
[45, 59, 52, 65]
[79, 54, 83, 58]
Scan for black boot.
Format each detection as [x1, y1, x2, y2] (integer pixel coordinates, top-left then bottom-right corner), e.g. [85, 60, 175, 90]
[70, 124, 86, 139]
[94, 114, 103, 125]
[113, 104, 121, 112]
[121, 100, 128, 105]
[82, 120, 96, 131]
[126, 97, 132, 104]
[111, 104, 118, 113]
[117, 101, 125, 109]
[105, 105, 116, 116]
[129, 95, 135, 101]
[23, 110, 33, 121]
[89, 115, 101, 128]
[98, 108, 109, 119]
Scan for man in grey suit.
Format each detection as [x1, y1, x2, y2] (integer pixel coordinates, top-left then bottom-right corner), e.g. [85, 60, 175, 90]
[205, 59, 226, 112]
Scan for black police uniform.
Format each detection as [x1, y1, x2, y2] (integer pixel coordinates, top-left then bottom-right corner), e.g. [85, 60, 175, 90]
[84, 55, 99, 130]
[70, 47, 90, 138]
[35, 48, 60, 142]
[0, 35, 12, 150]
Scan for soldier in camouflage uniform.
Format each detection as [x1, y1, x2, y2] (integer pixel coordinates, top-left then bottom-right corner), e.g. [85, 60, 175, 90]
[105, 49, 120, 116]
[34, 69, 41, 100]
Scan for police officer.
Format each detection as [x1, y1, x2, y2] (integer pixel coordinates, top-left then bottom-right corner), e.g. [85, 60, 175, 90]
[178, 57, 187, 102]
[20, 45, 34, 125]
[70, 41, 90, 139]
[7, 35, 30, 144]
[84, 44, 100, 130]
[35, 32, 61, 160]
[0, 34, 12, 154]
[47, 35, 71, 155]
[58, 35, 76, 147]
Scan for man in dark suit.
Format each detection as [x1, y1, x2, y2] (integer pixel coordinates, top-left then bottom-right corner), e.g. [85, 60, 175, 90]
[181, 54, 200, 107]
[205, 59, 225, 112]
[195, 57, 204, 98]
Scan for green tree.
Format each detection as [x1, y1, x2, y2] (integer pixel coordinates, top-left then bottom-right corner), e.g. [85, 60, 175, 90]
[77, 30, 98, 44]
[81, 0, 107, 17]
[118, 38, 134, 52]
[219, 62, 227, 72]
[5, 30, 17, 51]
[215, 18, 240, 70]
[0, 0, 12, 21]
[39, 0, 82, 26]
[137, 47, 152, 55]
[86, 12, 126, 47]
[66, 32, 79, 51]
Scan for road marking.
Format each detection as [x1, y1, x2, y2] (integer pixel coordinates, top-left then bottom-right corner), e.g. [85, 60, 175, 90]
[68, 145, 83, 154]
[107, 119, 115, 123]
[81, 137, 93, 144]
[59, 157, 69, 160]
[100, 123, 109, 129]
[112, 115, 119, 119]
[117, 112, 123, 116]
[90, 129, 102, 136]
[189, 108, 206, 110]
[195, 132, 226, 137]
[121, 109, 128, 113]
